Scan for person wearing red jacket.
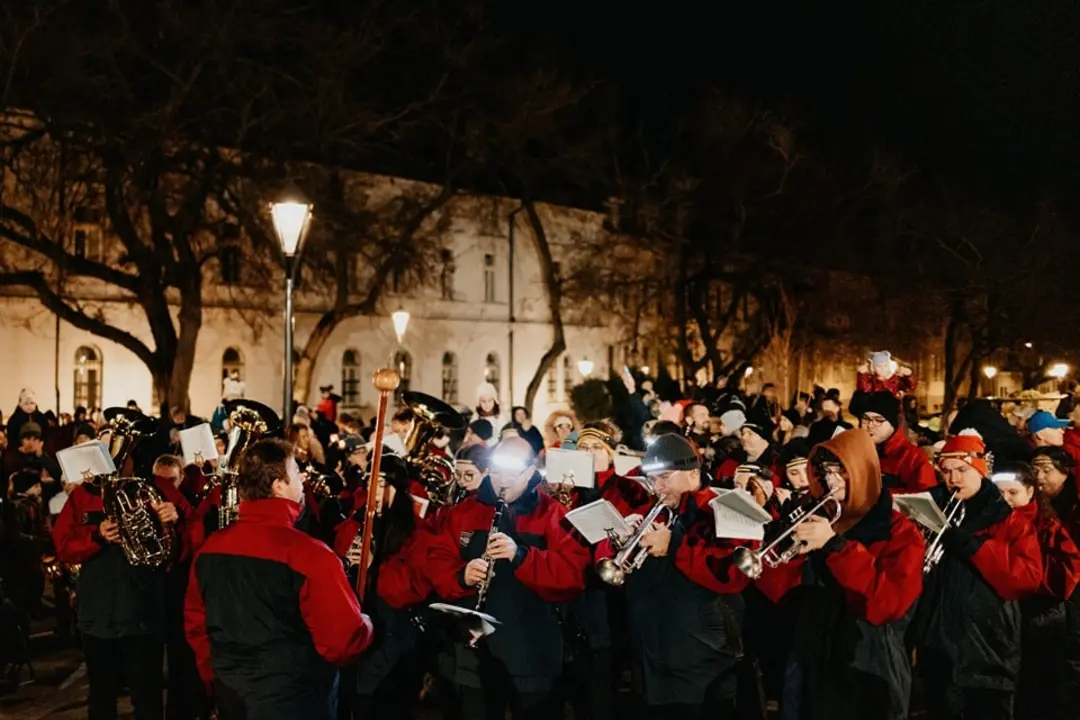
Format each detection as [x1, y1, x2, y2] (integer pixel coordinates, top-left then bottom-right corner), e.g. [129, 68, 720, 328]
[184, 438, 373, 720]
[331, 452, 435, 720]
[993, 459, 1080, 720]
[51, 457, 181, 720]
[596, 433, 749, 720]
[856, 391, 936, 494]
[756, 429, 924, 720]
[856, 351, 916, 398]
[426, 437, 589, 720]
[908, 431, 1042, 720]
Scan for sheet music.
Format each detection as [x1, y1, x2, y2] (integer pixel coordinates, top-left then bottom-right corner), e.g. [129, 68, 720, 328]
[893, 492, 948, 534]
[429, 602, 501, 642]
[179, 423, 218, 466]
[710, 488, 772, 541]
[546, 448, 595, 489]
[565, 499, 631, 545]
[56, 440, 116, 484]
[613, 453, 642, 476]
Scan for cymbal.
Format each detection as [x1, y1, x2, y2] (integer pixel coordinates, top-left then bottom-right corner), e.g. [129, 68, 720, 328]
[402, 391, 466, 430]
[223, 399, 281, 432]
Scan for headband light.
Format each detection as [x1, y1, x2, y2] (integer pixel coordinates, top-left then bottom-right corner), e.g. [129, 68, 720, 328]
[991, 472, 1019, 484]
[641, 461, 668, 473]
[491, 453, 529, 472]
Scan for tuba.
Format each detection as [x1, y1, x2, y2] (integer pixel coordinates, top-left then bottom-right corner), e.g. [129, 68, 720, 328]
[401, 392, 466, 508]
[214, 399, 280, 529]
[96, 407, 174, 567]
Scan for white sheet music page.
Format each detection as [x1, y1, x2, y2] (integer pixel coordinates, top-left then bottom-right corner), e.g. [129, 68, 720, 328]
[179, 423, 218, 466]
[546, 448, 596, 489]
[709, 488, 772, 541]
[57, 440, 116, 484]
[565, 499, 631, 545]
[893, 492, 948, 534]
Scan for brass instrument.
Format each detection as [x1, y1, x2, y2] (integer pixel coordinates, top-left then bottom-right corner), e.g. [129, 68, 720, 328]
[731, 489, 843, 580]
[922, 490, 966, 574]
[401, 392, 466, 508]
[596, 498, 675, 587]
[214, 399, 279, 529]
[96, 407, 174, 567]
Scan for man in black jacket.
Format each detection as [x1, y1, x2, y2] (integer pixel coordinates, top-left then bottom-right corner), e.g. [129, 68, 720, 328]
[185, 438, 373, 720]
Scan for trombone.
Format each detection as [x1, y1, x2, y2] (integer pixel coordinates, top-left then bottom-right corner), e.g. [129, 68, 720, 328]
[922, 490, 966, 574]
[731, 488, 843, 580]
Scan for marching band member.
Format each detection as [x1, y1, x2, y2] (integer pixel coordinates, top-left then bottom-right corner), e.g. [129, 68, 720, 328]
[426, 437, 589, 720]
[992, 459, 1080, 719]
[755, 429, 925, 720]
[597, 434, 750, 720]
[184, 438, 373, 719]
[909, 431, 1042, 720]
[52, 457, 181, 719]
[856, 391, 937, 494]
[333, 453, 435, 720]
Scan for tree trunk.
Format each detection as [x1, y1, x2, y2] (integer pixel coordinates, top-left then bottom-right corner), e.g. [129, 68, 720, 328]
[521, 198, 566, 415]
[674, 241, 690, 390]
[293, 309, 345, 407]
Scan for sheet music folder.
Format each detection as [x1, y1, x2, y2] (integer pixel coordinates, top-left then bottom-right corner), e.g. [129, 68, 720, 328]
[709, 488, 773, 541]
[565, 499, 631, 545]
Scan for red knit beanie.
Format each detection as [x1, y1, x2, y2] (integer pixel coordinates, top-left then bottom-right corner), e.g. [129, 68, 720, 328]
[939, 430, 990, 477]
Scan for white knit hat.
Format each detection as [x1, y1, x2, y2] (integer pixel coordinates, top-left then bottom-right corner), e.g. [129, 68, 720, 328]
[476, 382, 498, 403]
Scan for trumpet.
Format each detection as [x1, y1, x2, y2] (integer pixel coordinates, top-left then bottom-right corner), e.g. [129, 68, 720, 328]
[595, 498, 675, 587]
[731, 488, 843, 580]
[922, 490, 966, 574]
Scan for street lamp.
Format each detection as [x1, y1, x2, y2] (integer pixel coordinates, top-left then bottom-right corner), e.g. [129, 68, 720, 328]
[983, 366, 998, 379]
[577, 358, 594, 378]
[1049, 363, 1070, 380]
[744, 366, 755, 378]
[392, 308, 410, 345]
[271, 182, 313, 417]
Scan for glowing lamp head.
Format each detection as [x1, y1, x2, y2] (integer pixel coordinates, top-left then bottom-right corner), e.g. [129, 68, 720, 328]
[744, 366, 754, 378]
[983, 365, 998, 379]
[1050, 363, 1070, 380]
[577, 359, 594, 378]
[270, 183, 313, 258]
[391, 309, 410, 344]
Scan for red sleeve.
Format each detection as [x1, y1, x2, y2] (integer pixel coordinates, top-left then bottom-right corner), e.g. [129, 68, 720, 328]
[824, 512, 925, 625]
[154, 475, 194, 562]
[672, 515, 751, 595]
[183, 560, 214, 688]
[856, 372, 873, 393]
[969, 510, 1043, 601]
[51, 487, 105, 565]
[188, 486, 220, 556]
[297, 543, 374, 666]
[333, 517, 361, 559]
[714, 458, 739, 485]
[424, 504, 474, 602]
[755, 555, 806, 603]
[1036, 517, 1080, 599]
[377, 526, 435, 608]
[899, 447, 938, 494]
[511, 500, 589, 602]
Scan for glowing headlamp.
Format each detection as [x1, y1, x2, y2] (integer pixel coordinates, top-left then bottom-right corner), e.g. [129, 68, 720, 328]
[491, 453, 529, 472]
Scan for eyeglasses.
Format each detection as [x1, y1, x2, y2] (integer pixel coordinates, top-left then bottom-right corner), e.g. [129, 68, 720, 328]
[554, 423, 572, 431]
[860, 415, 888, 428]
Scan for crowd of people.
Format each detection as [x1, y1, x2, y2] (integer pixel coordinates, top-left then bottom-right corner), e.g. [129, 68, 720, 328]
[0, 350, 1078, 720]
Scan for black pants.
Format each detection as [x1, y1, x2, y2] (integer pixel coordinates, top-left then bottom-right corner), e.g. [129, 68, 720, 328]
[460, 685, 554, 720]
[165, 566, 207, 720]
[924, 684, 1014, 720]
[83, 633, 164, 720]
[639, 703, 701, 720]
[560, 647, 613, 720]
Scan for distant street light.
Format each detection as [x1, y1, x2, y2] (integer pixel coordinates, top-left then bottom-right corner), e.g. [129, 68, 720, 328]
[641, 365, 651, 376]
[392, 308, 410, 345]
[1049, 363, 1070, 380]
[271, 182, 313, 417]
[983, 366, 998, 379]
[578, 359, 594, 378]
[1025, 342, 1034, 349]
[744, 366, 754, 378]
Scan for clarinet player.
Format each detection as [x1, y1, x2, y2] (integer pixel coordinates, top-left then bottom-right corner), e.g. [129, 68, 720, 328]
[426, 437, 590, 720]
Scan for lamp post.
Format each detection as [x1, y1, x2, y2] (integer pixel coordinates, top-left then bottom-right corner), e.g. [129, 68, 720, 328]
[982, 365, 998, 397]
[271, 183, 313, 418]
[577, 358, 594, 379]
[1049, 363, 1070, 380]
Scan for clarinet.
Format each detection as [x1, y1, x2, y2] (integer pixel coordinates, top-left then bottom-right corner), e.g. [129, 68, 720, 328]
[474, 488, 507, 613]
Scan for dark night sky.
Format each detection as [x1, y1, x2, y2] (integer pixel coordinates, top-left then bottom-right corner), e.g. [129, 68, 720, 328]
[496, 0, 1080, 204]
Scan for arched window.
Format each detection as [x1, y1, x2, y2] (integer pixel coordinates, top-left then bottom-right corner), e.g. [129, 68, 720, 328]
[484, 352, 500, 395]
[74, 345, 103, 409]
[222, 347, 244, 380]
[563, 355, 573, 399]
[441, 352, 459, 404]
[341, 349, 360, 406]
[394, 350, 412, 402]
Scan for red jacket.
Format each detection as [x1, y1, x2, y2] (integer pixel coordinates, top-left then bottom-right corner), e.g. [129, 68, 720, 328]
[856, 371, 916, 397]
[757, 509, 924, 626]
[1015, 502, 1080, 599]
[966, 502, 1043, 602]
[878, 432, 937, 495]
[1062, 430, 1080, 473]
[185, 498, 372, 710]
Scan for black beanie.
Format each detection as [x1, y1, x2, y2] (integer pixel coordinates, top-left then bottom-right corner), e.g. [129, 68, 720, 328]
[12, 470, 41, 495]
[643, 434, 701, 473]
[456, 443, 491, 470]
[860, 391, 900, 429]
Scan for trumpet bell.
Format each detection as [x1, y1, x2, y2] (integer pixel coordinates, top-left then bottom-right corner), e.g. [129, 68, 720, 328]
[732, 546, 763, 580]
[595, 558, 626, 587]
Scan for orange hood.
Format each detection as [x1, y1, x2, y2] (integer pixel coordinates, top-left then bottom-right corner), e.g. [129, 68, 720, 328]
[808, 428, 882, 536]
